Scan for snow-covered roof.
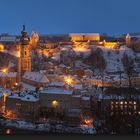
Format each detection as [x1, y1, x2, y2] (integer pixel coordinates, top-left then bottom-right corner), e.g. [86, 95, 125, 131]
[0, 88, 11, 95]
[0, 36, 17, 42]
[0, 72, 17, 77]
[8, 93, 21, 99]
[82, 96, 90, 101]
[59, 64, 67, 68]
[72, 95, 81, 98]
[21, 94, 39, 102]
[48, 82, 65, 87]
[21, 82, 36, 91]
[69, 33, 99, 36]
[73, 84, 83, 90]
[8, 92, 39, 102]
[22, 72, 49, 83]
[40, 87, 73, 95]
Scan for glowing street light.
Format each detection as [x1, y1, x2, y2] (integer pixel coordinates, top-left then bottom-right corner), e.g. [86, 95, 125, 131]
[5, 128, 12, 135]
[2, 68, 7, 73]
[15, 83, 18, 86]
[64, 76, 73, 85]
[52, 100, 59, 108]
[84, 118, 93, 126]
[3, 92, 8, 113]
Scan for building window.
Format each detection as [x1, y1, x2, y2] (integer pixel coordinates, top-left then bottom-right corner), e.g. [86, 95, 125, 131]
[129, 101, 132, 104]
[16, 103, 21, 106]
[134, 105, 136, 110]
[25, 51, 27, 56]
[120, 101, 123, 105]
[134, 101, 136, 105]
[120, 105, 123, 110]
[111, 105, 114, 110]
[125, 105, 127, 108]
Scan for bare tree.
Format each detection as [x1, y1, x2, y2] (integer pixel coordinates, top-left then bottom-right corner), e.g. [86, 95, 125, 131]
[122, 53, 135, 97]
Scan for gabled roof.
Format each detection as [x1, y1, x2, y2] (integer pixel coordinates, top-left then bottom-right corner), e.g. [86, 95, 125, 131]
[0, 72, 17, 78]
[22, 71, 49, 83]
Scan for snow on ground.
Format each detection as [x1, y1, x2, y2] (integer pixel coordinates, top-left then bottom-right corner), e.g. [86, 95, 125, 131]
[0, 118, 96, 134]
[88, 45, 138, 73]
[81, 125, 96, 134]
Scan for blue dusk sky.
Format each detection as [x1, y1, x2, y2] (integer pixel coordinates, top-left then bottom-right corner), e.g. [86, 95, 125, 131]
[0, 0, 140, 36]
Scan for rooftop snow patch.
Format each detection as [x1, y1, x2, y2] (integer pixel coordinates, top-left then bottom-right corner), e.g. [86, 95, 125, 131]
[21, 82, 36, 91]
[40, 87, 73, 95]
[22, 71, 49, 83]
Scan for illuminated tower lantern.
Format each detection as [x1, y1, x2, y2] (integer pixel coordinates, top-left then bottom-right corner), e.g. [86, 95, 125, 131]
[20, 25, 31, 74]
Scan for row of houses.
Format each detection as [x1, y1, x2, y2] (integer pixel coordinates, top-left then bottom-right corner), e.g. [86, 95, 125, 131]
[92, 87, 140, 119]
[1, 85, 92, 126]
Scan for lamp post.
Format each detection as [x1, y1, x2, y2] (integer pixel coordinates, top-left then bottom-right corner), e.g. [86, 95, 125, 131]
[3, 92, 8, 114]
[64, 76, 73, 88]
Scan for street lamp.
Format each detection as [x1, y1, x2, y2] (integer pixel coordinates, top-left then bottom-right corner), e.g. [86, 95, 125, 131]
[52, 100, 59, 108]
[2, 68, 7, 73]
[64, 76, 73, 86]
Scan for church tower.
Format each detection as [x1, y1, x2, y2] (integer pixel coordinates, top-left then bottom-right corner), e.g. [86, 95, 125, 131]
[20, 25, 31, 74]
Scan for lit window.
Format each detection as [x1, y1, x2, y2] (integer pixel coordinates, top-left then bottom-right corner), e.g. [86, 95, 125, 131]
[111, 101, 114, 104]
[129, 112, 131, 115]
[138, 111, 140, 115]
[120, 105, 123, 110]
[116, 102, 118, 104]
[129, 101, 132, 104]
[120, 101, 123, 105]
[134, 105, 136, 110]
[134, 101, 136, 105]
[111, 105, 114, 110]
[125, 101, 127, 104]
[16, 103, 21, 106]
